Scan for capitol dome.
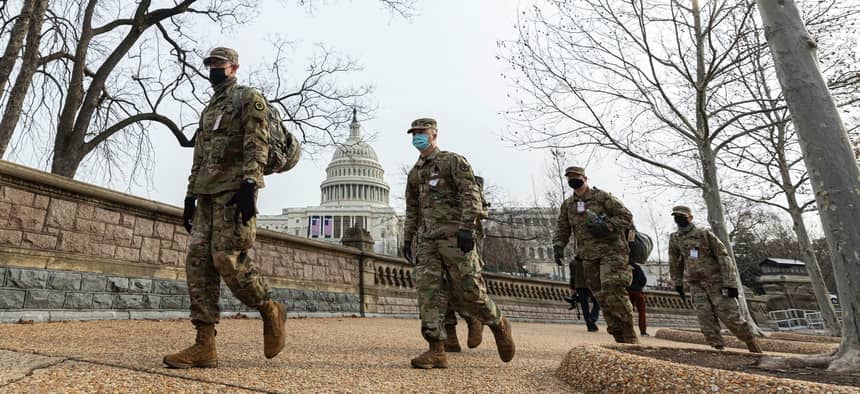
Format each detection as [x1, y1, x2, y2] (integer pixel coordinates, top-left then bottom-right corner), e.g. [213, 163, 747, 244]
[319, 111, 391, 208]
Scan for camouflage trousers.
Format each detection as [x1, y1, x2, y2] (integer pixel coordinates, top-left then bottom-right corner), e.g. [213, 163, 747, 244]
[185, 191, 270, 324]
[583, 255, 635, 337]
[443, 238, 483, 327]
[444, 309, 475, 326]
[416, 234, 501, 341]
[690, 281, 756, 347]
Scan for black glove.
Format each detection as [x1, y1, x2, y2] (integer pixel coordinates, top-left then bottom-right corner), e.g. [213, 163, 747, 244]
[402, 241, 413, 263]
[586, 221, 611, 238]
[183, 196, 196, 234]
[675, 286, 686, 302]
[553, 245, 565, 266]
[456, 229, 475, 253]
[724, 287, 739, 298]
[227, 179, 257, 225]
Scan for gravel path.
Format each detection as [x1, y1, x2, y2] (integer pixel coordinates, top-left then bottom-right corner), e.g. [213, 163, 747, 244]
[0, 317, 604, 393]
[0, 317, 836, 393]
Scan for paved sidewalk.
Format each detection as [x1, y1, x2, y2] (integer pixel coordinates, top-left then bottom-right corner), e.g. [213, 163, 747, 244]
[0, 317, 721, 393]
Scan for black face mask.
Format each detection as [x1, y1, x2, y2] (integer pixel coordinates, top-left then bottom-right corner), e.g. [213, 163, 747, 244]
[209, 68, 227, 86]
[568, 178, 584, 189]
[674, 215, 690, 227]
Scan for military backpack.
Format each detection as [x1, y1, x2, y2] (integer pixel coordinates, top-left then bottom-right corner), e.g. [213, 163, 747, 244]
[628, 230, 653, 265]
[232, 86, 301, 175]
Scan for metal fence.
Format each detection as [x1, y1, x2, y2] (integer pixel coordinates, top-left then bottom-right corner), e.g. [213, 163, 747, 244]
[768, 308, 843, 331]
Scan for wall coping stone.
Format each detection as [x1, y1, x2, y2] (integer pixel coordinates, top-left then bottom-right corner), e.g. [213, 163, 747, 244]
[0, 160, 364, 257]
[0, 310, 363, 323]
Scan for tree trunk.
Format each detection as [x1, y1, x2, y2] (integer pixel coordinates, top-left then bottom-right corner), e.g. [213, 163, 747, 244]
[700, 147, 764, 335]
[0, 0, 34, 97]
[788, 206, 841, 336]
[49, 0, 195, 178]
[51, 0, 98, 177]
[757, 0, 860, 372]
[693, 0, 763, 335]
[777, 120, 841, 336]
[0, 0, 49, 158]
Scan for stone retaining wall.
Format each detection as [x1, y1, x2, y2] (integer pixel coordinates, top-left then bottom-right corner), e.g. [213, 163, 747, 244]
[0, 160, 758, 327]
[0, 265, 360, 323]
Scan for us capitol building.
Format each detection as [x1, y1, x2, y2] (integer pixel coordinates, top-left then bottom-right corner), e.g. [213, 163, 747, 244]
[258, 113, 403, 256]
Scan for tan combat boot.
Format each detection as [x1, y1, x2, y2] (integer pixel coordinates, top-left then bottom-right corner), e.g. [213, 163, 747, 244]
[163, 323, 218, 369]
[489, 317, 515, 362]
[444, 324, 462, 352]
[258, 299, 287, 359]
[746, 338, 763, 353]
[467, 318, 483, 349]
[411, 340, 448, 369]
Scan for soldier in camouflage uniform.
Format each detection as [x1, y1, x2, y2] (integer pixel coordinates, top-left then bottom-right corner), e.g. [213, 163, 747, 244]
[552, 166, 638, 343]
[669, 206, 762, 353]
[164, 47, 296, 369]
[442, 175, 489, 352]
[403, 118, 515, 369]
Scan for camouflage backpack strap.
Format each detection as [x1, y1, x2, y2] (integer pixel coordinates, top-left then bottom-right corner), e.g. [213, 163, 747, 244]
[700, 226, 711, 253]
[438, 151, 462, 193]
[231, 85, 249, 117]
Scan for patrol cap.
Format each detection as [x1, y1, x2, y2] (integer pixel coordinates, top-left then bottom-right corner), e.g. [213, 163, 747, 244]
[564, 166, 586, 177]
[203, 47, 239, 65]
[407, 118, 437, 133]
[671, 205, 692, 216]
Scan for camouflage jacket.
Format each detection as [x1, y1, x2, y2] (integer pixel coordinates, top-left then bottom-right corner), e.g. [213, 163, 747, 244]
[404, 148, 482, 242]
[476, 185, 488, 239]
[669, 225, 739, 288]
[187, 78, 269, 196]
[552, 187, 632, 260]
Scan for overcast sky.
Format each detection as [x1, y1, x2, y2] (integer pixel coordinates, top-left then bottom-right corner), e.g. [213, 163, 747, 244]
[133, 0, 652, 212]
[15, 0, 831, 244]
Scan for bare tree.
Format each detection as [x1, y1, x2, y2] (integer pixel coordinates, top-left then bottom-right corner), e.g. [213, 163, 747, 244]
[642, 200, 669, 286]
[0, 0, 412, 184]
[716, 1, 859, 336]
[542, 148, 568, 209]
[483, 207, 556, 277]
[0, 0, 48, 155]
[0, 0, 38, 95]
[501, 0, 768, 332]
[727, 204, 796, 286]
[721, 118, 843, 334]
[756, 0, 860, 373]
[246, 42, 374, 158]
[295, 0, 417, 18]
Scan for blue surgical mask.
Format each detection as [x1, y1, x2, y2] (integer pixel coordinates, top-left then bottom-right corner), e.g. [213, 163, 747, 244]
[412, 134, 430, 151]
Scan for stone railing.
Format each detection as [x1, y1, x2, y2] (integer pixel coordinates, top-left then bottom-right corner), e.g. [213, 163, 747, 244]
[0, 160, 764, 327]
[365, 256, 700, 324]
[372, 258, 414, 290]
[369, 259, 568, 303]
